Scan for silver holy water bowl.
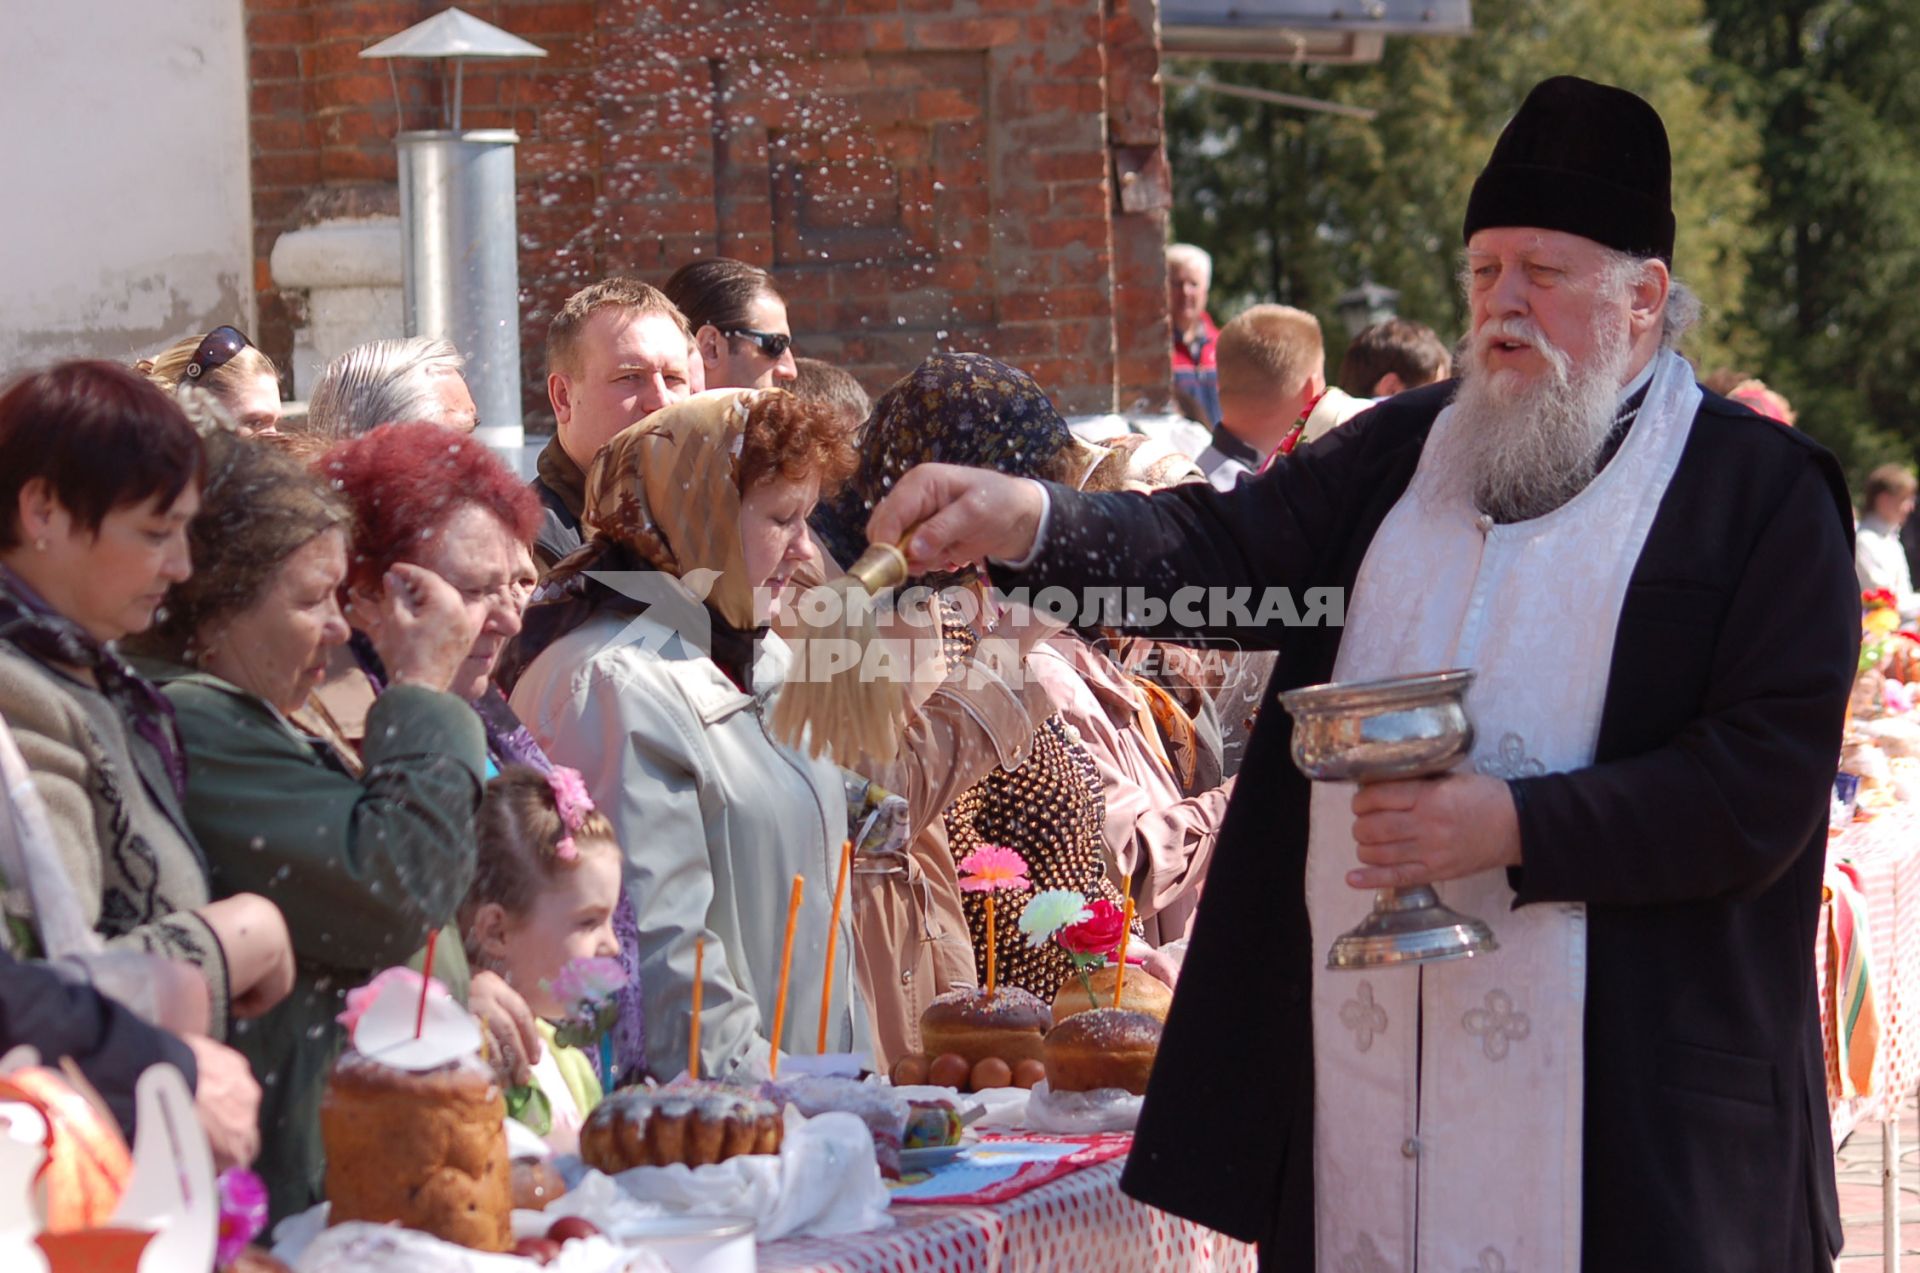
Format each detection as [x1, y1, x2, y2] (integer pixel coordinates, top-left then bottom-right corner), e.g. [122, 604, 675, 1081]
[1278, 668, 1499, 970]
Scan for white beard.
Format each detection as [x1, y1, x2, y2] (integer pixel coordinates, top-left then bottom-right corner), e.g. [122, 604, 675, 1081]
[1443, 315, 1634, 522]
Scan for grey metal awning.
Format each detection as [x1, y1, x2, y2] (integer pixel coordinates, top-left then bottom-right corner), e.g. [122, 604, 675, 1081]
[360, 7, 547, 61]
[1161, 0, 1472, 62]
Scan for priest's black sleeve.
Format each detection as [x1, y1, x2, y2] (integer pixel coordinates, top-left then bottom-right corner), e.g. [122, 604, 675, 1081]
[998, 401, 1421, 648]
[1508, 463, 1858, 906]
[0, 950, 199, 1141]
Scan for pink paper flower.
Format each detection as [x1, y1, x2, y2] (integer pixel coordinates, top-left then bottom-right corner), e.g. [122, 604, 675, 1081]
[215, 1168, 269, 1268]
[336, 966, 430, 1032]
[545, 955, 628, 1016]
[956, 844, 1031, 894]
[548, 766, 596, 832]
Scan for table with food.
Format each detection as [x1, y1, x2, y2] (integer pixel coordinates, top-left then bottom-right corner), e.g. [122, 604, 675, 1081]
[0, 835, 1251, 1273]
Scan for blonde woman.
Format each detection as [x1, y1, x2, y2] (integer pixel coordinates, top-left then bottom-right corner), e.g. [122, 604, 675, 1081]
[136, 326, 283, 436]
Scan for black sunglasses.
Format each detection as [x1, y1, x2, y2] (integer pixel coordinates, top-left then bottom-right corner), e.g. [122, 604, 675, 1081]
[723, 328, 793, 359]
[179, 325, 252, 385]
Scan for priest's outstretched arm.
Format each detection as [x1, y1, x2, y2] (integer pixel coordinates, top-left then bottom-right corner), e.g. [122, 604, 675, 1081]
[866, 415, 1395, 652]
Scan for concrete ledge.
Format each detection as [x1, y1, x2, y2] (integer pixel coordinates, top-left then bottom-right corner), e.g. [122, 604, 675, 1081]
[270, 217, 403, 290]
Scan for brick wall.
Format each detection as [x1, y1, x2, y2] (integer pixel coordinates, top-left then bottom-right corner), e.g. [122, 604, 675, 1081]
[244, 0, 1173, 423]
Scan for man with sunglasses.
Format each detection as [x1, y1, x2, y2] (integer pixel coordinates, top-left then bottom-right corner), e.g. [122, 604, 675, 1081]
[664, 258, 800, 390]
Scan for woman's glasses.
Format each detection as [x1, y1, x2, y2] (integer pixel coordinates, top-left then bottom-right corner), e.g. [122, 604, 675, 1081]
[179, 326, 252, 385]
[723, 328, 793, 359]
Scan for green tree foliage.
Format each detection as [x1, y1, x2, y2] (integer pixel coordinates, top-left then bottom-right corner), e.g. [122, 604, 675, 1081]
[1704, 0, 1920, 474]
[1168, 0, 1761, 394]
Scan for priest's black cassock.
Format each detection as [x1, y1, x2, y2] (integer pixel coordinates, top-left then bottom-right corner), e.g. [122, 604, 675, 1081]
[1001, 379, 1855, 1271]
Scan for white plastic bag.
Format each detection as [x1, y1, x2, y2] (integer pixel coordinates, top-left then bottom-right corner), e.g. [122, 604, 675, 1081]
[1023, 1080, 1142, 1134]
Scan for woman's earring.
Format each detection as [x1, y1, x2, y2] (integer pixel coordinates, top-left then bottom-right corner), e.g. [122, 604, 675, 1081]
[33, 537, 47, 552]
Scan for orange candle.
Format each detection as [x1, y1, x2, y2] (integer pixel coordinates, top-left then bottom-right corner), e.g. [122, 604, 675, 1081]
[985, 894, 998, 999]
[818, 840, 853, 1054]
[768, 874, 805, 1079]
[689, 936, 704, 1081]
[415, 928, 438, 1039]
[1113, 894, 1137, 1008]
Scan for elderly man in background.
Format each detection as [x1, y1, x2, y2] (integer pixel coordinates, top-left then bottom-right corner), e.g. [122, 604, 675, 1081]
[530, 278, 699, 570]
[1168, 242, 1222, 427]
[870, 76, 1854, 1272]
[306, 336, 478, 439]
[1856, 463, 1920, 620]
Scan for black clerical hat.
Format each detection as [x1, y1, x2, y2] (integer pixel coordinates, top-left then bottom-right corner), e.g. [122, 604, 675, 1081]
[1462, 76, 1675, 264]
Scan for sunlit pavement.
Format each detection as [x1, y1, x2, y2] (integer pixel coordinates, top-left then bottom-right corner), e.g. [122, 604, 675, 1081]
[1837, 1091, 1920, 1265]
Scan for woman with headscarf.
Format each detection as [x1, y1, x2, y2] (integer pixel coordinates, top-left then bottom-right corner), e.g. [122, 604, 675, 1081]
[811, 353, 1134, 1001]
[503, 389, 859, 1081]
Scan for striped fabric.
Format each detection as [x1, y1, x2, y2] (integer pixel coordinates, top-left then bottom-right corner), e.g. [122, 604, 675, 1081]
[1826, 862, 1882, 1099]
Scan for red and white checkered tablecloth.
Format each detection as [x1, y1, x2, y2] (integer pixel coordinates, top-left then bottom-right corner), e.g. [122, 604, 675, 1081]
[1820, 799, 1920, 1141]
[757, 1157, 1257, 1273]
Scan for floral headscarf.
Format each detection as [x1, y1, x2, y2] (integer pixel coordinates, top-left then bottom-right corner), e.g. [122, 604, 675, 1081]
[497, 390, 770, 696]
[580, 388, 762, 632]
[811, 353, 1076, 569]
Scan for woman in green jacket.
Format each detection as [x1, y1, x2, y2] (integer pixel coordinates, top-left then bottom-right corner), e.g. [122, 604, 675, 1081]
[128, 426, 511, 1221]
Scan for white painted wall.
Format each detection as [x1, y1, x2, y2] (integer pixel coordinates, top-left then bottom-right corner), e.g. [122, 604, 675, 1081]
[0, 1, 254, 375]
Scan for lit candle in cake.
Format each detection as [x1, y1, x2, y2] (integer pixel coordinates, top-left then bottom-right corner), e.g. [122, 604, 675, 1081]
[818, 839, 853, 1053]
[690, 936, 704, 1081]
[768, 874, 805, 1079]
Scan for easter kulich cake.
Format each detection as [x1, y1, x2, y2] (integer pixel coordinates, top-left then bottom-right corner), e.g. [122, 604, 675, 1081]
[320, 1051, 512, 1252]
[1049, 964, 1173, 1024]
[578, 1082, 782, 1173]
[1041, 1008, 1162, 1095]
[919, 986, 1052, 1067]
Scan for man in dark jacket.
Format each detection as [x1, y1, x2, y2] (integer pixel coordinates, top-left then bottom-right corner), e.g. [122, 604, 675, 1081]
[531, 279, 699, 570]
[869, 76, 1853, 1271]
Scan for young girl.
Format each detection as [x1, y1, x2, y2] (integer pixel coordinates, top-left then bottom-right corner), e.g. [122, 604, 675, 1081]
[461, 765, 625, 1153]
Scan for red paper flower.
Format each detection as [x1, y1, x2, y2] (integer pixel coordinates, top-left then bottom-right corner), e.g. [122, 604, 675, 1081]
[1057, 898, 1127, 960]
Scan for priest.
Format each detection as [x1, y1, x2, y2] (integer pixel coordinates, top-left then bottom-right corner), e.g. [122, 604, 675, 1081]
[866, 77, 1856, 1271]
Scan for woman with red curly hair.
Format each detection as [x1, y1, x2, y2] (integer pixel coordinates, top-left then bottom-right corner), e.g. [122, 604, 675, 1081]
[502, 390, 862, 1080]
[309, 423, 623, 1080]
[314, 422, 542, 723]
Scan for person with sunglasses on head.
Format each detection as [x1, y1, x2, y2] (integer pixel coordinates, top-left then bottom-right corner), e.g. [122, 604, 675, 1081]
[664, 258, 800, 391]
[136, 326, 283, 438]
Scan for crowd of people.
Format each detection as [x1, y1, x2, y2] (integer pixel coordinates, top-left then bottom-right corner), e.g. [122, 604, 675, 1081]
[0, 245, 1233, 1224]
[0, 71, 1875, 1271]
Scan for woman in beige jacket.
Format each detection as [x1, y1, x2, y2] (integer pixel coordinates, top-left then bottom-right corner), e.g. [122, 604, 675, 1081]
[506, 390, 859, 1080]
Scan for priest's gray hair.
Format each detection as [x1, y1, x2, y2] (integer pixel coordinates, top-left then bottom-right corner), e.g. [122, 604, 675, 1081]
[307, 336, 466, 440]
[1596, 248, 1700, 350]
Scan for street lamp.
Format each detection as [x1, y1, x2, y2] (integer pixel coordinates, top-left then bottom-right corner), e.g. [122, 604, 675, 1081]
[362, 7, 546, 452]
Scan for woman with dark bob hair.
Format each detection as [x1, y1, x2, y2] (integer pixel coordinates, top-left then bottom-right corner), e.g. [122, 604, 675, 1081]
[504, 390, 857, 1080]
[665, 257, 799, 390]
[0, 361, 295, 1049]
[126, 425, 493, 1220]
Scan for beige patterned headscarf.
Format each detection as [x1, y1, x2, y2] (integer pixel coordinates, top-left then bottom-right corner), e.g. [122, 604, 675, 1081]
[582, 389, 763, 631]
